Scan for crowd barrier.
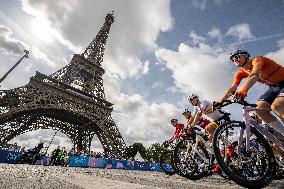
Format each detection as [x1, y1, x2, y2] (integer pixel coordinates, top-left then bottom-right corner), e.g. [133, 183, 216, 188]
[0, 150, 171, 172]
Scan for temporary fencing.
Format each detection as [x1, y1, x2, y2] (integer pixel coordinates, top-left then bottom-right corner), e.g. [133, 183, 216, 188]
[0, 149, 167, 172]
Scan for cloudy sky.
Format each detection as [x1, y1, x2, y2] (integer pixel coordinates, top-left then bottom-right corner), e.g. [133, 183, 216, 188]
[1, 0, 284, 153]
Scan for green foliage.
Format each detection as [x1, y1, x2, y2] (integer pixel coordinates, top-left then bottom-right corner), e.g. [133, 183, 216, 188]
[124, 142, 167, 162]
[144, 143, 165, 162]
[124, 143, 147, 160]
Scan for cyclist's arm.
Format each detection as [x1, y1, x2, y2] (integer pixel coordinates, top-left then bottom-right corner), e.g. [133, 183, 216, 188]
[220, 84, 238, 102]
[167, 134, 177, 143]
[240, 58, 263, 92]
[186, 114, 196, 126]
[190, 111, 202, 127]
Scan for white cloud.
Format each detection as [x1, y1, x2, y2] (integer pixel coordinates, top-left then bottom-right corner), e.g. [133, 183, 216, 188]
[191, 0, 208, 10]
[0, 25, 28, 55]
[265, 39, 284, 66]
[226, 23, 254, 41]
[10, 129, 74, 154]
[191, 0, 231, 10]
[155, 42, 232, 102]
[208, 27, 222, 40]
[21, 0, 173, 79]
[142, 61, 150, 74]
[112, 96, 179, 146]
[166, 86, 180, 93]
[189, 31, 205, 45]
[31, 46, 56, 68]
[103, 74, 180, 147]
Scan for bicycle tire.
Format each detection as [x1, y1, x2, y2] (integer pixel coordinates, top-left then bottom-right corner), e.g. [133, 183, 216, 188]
[213, 121, 276, 188]
[173, 139, 211, 180]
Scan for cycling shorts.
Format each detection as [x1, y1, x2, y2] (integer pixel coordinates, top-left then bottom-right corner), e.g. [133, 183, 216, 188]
[207, 115, 229, 128]
[258, 80, 284, 104]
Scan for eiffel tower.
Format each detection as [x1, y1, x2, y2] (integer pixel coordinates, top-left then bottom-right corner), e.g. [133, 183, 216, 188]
[0, 12, 126, 158]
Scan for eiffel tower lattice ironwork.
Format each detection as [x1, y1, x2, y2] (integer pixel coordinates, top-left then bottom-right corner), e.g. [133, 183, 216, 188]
[0, 12, 126, 158]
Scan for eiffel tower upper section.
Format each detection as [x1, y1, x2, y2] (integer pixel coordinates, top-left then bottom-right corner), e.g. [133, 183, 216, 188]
[51, 12, 114, 100]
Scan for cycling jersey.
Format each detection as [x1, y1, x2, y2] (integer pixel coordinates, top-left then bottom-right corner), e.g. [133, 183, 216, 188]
[174, 123, 184, 137]
[194, 100, 223, 121]
[198, 117, 211, 129]
[233, 56, 284, 86]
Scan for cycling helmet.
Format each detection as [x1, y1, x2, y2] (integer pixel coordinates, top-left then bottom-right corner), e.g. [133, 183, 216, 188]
[188, 94, 198, 101]
[182, 108, 190, 114]
[170, 118, 178, 123]
[229, 49, 250, 61]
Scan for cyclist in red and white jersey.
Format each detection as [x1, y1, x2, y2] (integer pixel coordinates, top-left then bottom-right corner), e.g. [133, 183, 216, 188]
[182, 108, 210, 130]
[167, 119, 185, 144]
[187, 94, 224, 142]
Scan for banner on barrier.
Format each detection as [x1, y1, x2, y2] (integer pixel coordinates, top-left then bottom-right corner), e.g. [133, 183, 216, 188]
[0, 150, 22, 164]
[88, 157, 107, 168]
[69, 156, 89, 167]
[0, 150, 163, 172]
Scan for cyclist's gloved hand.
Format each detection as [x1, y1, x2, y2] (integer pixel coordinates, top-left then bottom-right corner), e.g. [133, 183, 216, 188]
[213, 101, 223, 109]
[235, 88, 248, 100]
[162, 141, 169, 148]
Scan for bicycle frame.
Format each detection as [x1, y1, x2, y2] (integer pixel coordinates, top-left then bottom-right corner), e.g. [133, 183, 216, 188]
[185, 129, 213, 164]
[241, 106, 284, 153]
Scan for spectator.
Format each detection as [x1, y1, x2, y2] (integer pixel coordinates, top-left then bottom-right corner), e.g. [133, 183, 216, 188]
[20, 147, 26, 153]
[49, 146, 61, 166]
[57, 147, 68, 166]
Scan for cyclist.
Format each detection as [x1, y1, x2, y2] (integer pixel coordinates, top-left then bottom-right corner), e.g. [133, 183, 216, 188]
[182, 108, 211, 130]
[188, 94, 225, 142]
[218, 49, 284, 139]
[187, 94, 228, 174]
[167, 119, 185, 144]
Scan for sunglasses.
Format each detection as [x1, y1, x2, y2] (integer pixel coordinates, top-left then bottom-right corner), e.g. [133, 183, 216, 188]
[231, 55, 242, 64]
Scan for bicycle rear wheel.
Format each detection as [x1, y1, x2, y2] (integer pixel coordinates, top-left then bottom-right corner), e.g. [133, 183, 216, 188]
[213, 121, 276, 188]
[173, 139, 211, 180]
[159, 151, 175, 175]
[275, 156, 284, 180]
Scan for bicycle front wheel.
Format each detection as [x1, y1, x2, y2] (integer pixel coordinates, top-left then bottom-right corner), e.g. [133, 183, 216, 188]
[213, 121, 276, 188]
[173, 139, 211, 180]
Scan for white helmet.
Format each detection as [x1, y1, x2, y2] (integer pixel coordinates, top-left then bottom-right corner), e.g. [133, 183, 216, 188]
[182, 108, 190, 114]
[188, 94, 198, 101]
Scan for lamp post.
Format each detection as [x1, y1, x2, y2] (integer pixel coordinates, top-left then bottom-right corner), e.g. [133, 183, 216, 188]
[44, 130, 58, 155]
[0, 50, 30, 84]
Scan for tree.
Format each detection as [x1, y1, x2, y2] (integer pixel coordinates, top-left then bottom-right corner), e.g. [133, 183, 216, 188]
[144, 143, 165, 162]
[124, 142, 167, 162]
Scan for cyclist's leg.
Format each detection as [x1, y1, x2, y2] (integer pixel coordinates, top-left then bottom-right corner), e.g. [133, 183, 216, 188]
[271, 88, 284, 125]
[205, 122, 218, 142]
[256, 100, 276, 122]
[256, 85, 281, 124]
[271, 143, 284, 156]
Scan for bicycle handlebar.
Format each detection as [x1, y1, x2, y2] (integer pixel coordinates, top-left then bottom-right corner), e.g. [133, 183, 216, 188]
[213, 98, 257, 109]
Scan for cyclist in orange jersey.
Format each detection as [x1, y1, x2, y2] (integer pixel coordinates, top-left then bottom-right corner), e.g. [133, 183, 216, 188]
[219, 49, 284, 136]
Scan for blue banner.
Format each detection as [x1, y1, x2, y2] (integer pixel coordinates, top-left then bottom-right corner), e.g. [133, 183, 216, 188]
[88, 157, 107, 168]
[0, 150, 165, 172]
[69, 155, 89, 167]
[107, 159, 135, 170]
[134, 161, 161, 172]
[0, 150, 22, 164]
